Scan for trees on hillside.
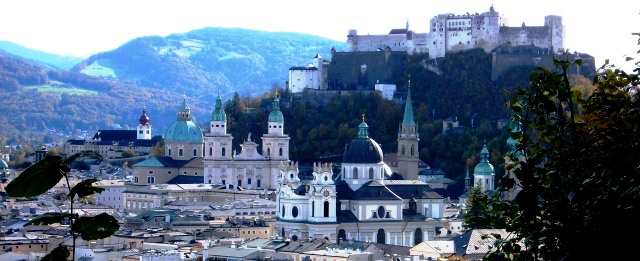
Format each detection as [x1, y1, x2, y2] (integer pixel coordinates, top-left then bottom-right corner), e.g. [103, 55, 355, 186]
[480, 53, 639, 260]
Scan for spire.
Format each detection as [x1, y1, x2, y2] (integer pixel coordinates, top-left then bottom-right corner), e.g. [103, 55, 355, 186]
[402, 80, 416, 126]
[357, 114, 369, 138]
[268, 93, 284, 123]
[481, 141, 489, 162]
[180, 95, 190, 109]
[211, 91, 227, 122]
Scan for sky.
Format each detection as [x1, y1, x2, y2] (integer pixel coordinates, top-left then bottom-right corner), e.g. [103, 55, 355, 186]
[1, 0, 638, 72]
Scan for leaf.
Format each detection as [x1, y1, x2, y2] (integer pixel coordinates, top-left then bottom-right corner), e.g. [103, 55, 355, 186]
[61, 150, 101, 165]
[69, 178, 104, 199]
[26, 213, 74, 226]
[5, 155, 64, 198]
[41, 245, 70, 261]
[74, 213, 120, 240]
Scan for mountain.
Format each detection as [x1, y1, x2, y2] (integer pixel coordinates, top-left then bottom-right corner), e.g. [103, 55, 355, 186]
[0, 40, 83, 70]
[0, 28, 346, 143]
[72, 27, 346, 101]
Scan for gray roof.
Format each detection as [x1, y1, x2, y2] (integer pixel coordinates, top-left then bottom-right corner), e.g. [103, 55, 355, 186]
[208, 246, 258, 258]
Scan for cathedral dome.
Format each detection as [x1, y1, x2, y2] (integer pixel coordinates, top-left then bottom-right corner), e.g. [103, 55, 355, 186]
[268, 97, 284, 123]
[342, 120, 383, 164]
[164, 121, 203, 143]
[474, 143, 495, 175]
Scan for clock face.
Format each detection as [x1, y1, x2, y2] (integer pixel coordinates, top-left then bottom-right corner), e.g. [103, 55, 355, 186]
[324, 190, 330, 197]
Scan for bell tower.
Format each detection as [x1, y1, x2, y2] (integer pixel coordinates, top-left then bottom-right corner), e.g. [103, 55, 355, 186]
[397, 81, 420, 180]
[137, 107, 152, 140]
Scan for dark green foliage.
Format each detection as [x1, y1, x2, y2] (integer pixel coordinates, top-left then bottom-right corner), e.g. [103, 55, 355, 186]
[482, 57, 640, 260]
[26, 213, 74, 226]
[6, 151, 120, 260]
[41, 245, 70, 261]
[69, 178, 104, 199]
[74, 213, 120, 240]
[5, 155, 65, 198]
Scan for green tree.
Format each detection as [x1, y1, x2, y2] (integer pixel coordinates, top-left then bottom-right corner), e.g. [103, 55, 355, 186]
[484, 54, 640, 260]
[122, 149, 136, 158]
[5, 151, 120, 260]
[464, 186, 492, 229]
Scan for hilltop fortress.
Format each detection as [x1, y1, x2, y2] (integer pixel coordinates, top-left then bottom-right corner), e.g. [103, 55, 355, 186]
[347, 5, 563, 58]
[288, 5, 594, 95]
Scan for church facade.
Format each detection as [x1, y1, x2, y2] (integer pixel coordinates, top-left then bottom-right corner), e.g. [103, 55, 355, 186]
[275, 89, 446, 246]
[202, 94, 290, 190]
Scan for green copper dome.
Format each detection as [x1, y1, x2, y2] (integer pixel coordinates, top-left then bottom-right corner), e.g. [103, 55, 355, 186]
[211, 94, 227, 122]
[165, 96, 203, 143]
[165, 121, 203, 143]
[474, 143, 495, 175]
[343, 116, 384, 164]
[268, 96, 284, 123]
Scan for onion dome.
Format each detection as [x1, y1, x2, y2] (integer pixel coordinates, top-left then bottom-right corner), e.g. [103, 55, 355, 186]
[474, 143, 495, 175]
[165, 96, 203, 143]
[343, 116, 383, 164]
[211, 93, 227, 122]
[139, 108, 150, 126]
[268, 96, 284, 123]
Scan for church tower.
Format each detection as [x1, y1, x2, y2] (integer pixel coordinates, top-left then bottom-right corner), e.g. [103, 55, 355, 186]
[473, 142, 495, 192]
[137, 108, 152, 140]
[308, 162, 337, 224]
[397, 82, 420, 180]
[204, 93, 233, 160]
[261, 95, 290, 161]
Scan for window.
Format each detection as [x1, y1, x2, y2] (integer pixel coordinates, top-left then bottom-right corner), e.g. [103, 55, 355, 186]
[324, 201, 330, 217]
[401, 145, 405, 155]
[168, 149, 171, 156]
[222, 147, 226, 156]
[353, 167, 358, 179]
[222, 180, 225, 185]
[377, 206, 385, 218]
[193, 149, 197, 157]
[377, 229, 386, 244]
[134, 176, 139, 183]
[139, 130, 143, 134]
[248, 178, 252, 185]
[281, 205, 286, 217]
[238, 179, 242, 187]
[257, 179, 261, 187]
[414, 228, 423, 245]
[267, 148, 271, 156]
[209, 147, 212, 156]
[369, 168, 374, 179]
[279, 148, 283, 156]
[292, 206, 299, 218]
[411, 145, 415, 156]
[179, 149, 183, 156]
[312, 201, 315, 217]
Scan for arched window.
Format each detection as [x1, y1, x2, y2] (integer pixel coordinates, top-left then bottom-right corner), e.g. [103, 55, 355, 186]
[168, 149, 171, 156]
[292, 206, 299, 218]
[401, 145, 405, 155]
[369, 168, 375, 179]
[291, 235, 298, 241]
[147, 176, 155, 184]
[338, 229, 346, 244]
[267, 148, 271, 156]
[179, 149, 183, 157]
[209, 147, 212, 156]
[193, 148, 197, 157]
[279, 148, 283, 156]
[311, 201, 315, 217]
[414, 228, 423, 245]
[411, 145, 415, 156]
[324, 201, 330, 217]
[222, 147, 226, 156]
[353, 168, 358, 179]
[281, 227, 285, 237]
[281, 205, 285, 218]
[377, 228, 386, 244]
[409, 199, 417, 214]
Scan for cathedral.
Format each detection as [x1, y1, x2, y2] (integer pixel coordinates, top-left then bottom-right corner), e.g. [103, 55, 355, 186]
[131, 93, 289, 191]
[275, 87, 447, 246]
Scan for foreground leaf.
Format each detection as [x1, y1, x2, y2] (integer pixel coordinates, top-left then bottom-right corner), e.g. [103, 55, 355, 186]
[26, 213, 74, 226]
[69, 178, 104, 199]
[5, 155, 64, 198]
[41, 245, 70, 261]
[74, 213, 120, 240]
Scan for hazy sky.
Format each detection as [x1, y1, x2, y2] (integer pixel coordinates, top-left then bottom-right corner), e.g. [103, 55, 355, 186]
[1, 0, 638, 71]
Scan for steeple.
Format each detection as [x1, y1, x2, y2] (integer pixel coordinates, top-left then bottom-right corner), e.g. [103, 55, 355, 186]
[402, 80, 416, 127]
[396, 79, 420, 180]
[137, 107, 152, 140]
[210, 91, 228, 135]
